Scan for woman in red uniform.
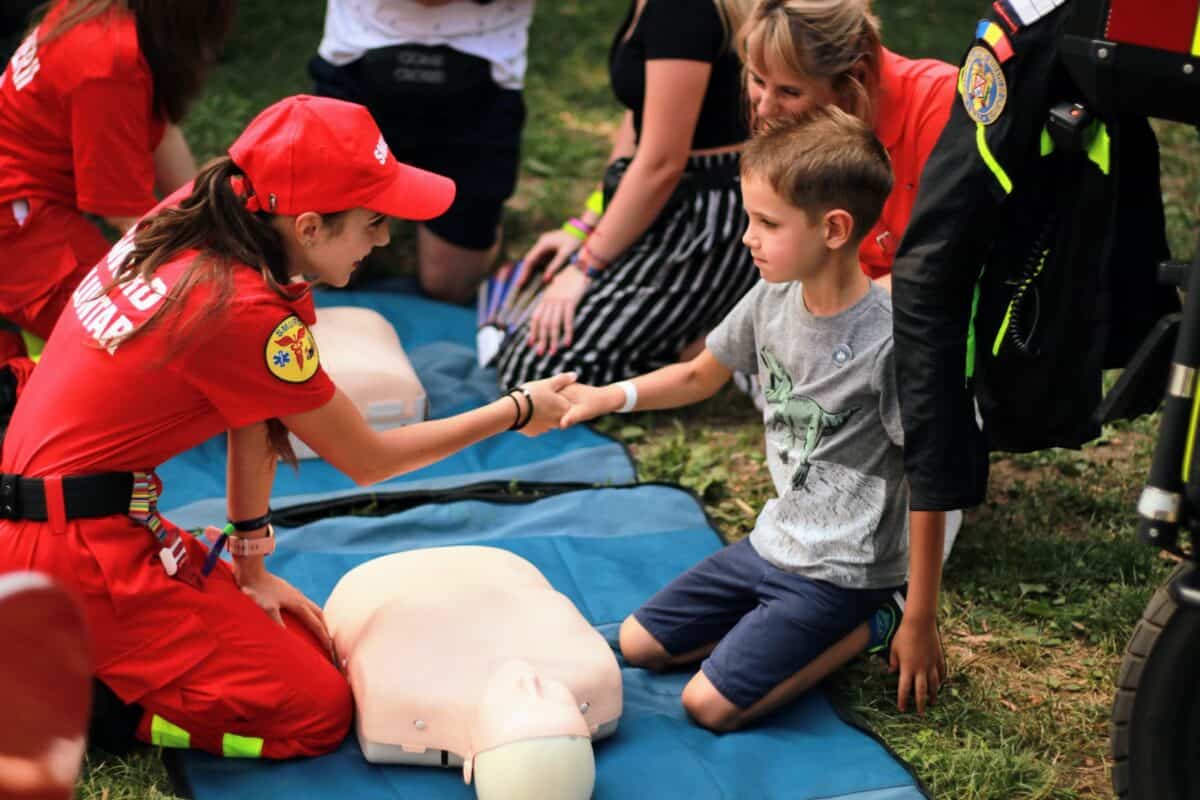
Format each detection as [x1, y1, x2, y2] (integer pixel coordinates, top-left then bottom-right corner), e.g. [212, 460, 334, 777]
[0, 95, 575, 759]
[740, 0, 958, 289]
[0, 0, 234, 393]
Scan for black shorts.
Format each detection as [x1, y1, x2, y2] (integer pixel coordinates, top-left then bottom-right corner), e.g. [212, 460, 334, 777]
[309, 53, 525, 250]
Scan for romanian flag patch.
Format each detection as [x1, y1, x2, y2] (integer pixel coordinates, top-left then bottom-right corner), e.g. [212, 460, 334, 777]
[976, 19, 1015, 62]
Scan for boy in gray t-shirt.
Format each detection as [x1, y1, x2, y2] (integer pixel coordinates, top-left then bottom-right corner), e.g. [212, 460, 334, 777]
[561, 109, 948, 731]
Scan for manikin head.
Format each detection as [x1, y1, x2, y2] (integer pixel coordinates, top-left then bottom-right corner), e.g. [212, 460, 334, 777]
[466, 660, 595, 800]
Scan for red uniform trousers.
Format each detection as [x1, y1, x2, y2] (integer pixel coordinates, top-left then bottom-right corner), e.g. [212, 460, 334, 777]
[0, 199, 111, 393]
[0, 512, 352, 759]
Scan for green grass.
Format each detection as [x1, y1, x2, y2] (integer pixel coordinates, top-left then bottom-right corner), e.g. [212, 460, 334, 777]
[77, 1, 1199, 798]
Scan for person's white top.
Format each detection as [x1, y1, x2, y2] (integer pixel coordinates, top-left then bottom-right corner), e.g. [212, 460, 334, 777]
[317, 0, 535, 90]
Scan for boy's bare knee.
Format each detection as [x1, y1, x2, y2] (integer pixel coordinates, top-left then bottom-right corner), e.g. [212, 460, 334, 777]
[618, 615, 671, 670]
[417, 226, 494, 303]
[681, 674, 743, 733]
[417, 263, 480, 304]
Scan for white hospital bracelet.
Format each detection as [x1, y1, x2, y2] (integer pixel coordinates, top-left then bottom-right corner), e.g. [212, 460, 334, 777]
[616, 380, 638, 413]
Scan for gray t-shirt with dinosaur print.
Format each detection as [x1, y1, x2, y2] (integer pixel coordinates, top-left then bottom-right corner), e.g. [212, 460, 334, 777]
[707, 280, 908, 589]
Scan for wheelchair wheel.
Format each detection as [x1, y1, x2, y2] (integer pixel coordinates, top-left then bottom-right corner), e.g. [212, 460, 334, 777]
[1111, 562, 1200, 798]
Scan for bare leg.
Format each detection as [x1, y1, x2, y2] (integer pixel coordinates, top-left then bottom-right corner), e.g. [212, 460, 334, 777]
[680, 621, 871, 733]
[417, 224, 501, 304]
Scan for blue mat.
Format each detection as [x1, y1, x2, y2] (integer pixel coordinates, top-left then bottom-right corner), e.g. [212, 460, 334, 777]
[175, 484, 927, 800]
[156, 290, 636, 526]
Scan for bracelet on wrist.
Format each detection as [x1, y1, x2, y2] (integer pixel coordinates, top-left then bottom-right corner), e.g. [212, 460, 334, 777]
[582, 242, 610, 268]
[227, 523, 275, 557]
[570, 250, 603, 280]
[585, 189, 604, 216]
[560, 216, 593, 241]
[507, 386, 534, 430]
[571, 242, 610, 280]
[201, 516, 276, 576]
[229, 510, 271, 533]
[615, 380, 638, 413]
[505, 391, 523, 430]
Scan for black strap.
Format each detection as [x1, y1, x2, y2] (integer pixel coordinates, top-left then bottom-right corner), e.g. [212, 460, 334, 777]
[229, 511, 271, 533]
[0, 472, 134, 521]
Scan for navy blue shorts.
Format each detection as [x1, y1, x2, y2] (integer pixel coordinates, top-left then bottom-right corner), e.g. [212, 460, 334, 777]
[633, 538, 900, 709]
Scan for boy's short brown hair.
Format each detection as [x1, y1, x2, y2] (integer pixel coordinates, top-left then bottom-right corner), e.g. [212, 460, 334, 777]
[741, 106, 893, 245]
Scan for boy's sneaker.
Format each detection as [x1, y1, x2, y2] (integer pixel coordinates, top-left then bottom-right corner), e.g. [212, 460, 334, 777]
[731, 371, 765, 412]
[865, 590, 906, 659]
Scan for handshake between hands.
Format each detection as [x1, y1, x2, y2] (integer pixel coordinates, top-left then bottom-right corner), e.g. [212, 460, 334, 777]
[508, 373, 630, 436]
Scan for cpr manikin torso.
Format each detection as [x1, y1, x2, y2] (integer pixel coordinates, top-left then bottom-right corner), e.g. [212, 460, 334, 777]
[289, 306, 427, 459]
[323, 547, 622, 799]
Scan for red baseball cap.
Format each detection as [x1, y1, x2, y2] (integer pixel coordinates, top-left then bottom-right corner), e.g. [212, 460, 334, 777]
[228, 95, 455, 220]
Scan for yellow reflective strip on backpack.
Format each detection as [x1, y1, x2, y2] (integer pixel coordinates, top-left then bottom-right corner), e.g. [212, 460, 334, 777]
[992, 302, 1015, 356]
[1040, 127, 1054, 157]
[150, 715, 191, 749]
[222, 732, 265, 758]
[975, 124, 1012, 194]
[1086, 121, 1111, 176]
[965, 281, 982, 381]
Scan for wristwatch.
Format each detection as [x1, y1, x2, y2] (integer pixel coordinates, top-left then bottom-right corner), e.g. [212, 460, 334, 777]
[226, 524, 276, 557]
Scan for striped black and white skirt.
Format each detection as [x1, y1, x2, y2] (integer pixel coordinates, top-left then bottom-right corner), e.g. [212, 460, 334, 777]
[495, 151, 756, 387]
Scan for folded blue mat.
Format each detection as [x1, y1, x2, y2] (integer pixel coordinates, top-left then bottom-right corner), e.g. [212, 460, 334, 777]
[156, 290, 635, 526]
[176, 484, 927, 800]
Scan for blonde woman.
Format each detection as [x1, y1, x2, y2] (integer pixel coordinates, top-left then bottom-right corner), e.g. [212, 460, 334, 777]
[495, 0, 757, 387]
[740, 0, 958, 287]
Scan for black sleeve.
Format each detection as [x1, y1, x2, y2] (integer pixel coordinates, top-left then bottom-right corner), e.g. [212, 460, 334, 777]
[890, 9, 1065, 511]
[639, 0, 724, 62]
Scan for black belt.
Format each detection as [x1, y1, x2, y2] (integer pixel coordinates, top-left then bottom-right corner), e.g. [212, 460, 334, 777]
[0, 472, 135, 521]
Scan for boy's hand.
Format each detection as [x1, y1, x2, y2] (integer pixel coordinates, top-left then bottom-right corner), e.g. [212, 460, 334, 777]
[888, 614, 946, 715]
[559, 383, 623, 427]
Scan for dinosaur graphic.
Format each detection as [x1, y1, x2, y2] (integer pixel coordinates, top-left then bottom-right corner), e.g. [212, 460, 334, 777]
[760, 347, 858, 489]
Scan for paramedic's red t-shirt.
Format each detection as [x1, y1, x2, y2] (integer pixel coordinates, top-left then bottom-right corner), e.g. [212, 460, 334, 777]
[3, 242, 336, 477]
[859, 48, 957, 279]
[0, 2, 166, 217]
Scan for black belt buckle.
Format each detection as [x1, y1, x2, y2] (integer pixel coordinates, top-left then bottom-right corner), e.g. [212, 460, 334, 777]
[0, 473, 20, 519]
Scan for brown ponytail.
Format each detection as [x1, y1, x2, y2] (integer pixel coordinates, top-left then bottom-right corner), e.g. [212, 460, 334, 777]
[104, 157, 334, 468]
[34, 0, 237, 123]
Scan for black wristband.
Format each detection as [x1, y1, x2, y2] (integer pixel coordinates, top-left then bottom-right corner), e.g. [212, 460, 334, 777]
[506, 391, 523, 431]
[229, 510, 271, 533]
[512, 386, 534, 431]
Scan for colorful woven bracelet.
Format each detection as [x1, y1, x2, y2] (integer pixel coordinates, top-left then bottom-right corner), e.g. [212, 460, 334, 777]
[561, 216, 592, 241]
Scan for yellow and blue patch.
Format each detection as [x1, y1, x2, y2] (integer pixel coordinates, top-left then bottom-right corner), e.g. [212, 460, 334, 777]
[265, 315, 320, 383]
[960, 45, 1008, 126]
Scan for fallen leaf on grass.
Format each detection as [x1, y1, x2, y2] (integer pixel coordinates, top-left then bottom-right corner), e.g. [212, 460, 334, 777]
[619, 425, 646, 441]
